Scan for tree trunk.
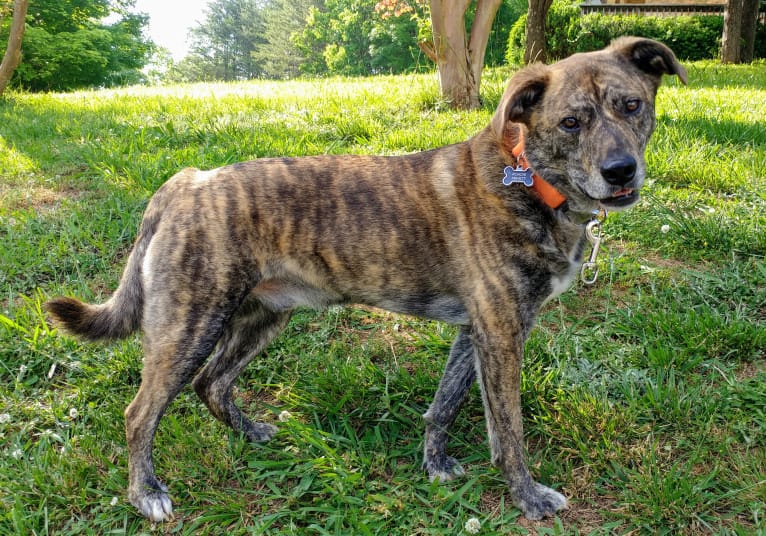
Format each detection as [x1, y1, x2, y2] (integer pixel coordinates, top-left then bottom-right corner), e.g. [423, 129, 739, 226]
[430, 0, 501, 110]
[525, 0, 553, 64]
[721, 0, 744, 63]
[468, 0, 502, 97]
[0, 0, 28, 96]
[739, 0, 760, 63]
[430, 0, 474, 109]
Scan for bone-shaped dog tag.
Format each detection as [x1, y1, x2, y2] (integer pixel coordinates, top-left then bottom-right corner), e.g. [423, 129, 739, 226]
[502, 165, 534, 187]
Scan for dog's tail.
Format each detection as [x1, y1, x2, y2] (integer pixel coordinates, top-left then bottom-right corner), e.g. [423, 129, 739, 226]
[46, 218, 156, 342]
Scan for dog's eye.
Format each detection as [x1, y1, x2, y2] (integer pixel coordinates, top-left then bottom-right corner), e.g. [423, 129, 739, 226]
[625, 99, 642, 114]
[560, 117, 580, 132]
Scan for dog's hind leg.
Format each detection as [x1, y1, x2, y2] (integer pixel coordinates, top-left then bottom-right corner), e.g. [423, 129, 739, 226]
[125, 291, 244, 522]
[192, 298, 291, 443]
[422, 325, 476, 482]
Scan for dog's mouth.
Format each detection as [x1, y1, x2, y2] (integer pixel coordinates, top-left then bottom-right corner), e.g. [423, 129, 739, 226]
[599, 188, 638, 208]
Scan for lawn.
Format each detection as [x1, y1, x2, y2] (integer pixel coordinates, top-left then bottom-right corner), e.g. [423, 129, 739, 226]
[0, 63, 764, 535]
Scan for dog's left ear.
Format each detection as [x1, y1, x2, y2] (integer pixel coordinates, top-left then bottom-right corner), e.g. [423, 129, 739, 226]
[610, 36, 688, 85]
[491, 63, 550, 139]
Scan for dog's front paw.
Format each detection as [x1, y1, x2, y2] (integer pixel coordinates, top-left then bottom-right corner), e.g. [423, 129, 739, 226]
[129, 480, 173, 522]
[423, 455, 466, 483]
[244, 422, 278, 443]
[513, 482, 568, 520]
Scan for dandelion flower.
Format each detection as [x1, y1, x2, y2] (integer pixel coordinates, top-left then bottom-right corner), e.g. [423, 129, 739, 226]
[464, 517, 481, 534]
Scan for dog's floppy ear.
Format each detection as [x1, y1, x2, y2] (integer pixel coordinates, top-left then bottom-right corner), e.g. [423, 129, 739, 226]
[491, 63, 549, 139]
[610, 36, 688, 85]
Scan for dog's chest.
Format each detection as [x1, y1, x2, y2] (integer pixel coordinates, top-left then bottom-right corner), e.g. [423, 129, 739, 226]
[546, 265, 579, 303]
[542, 225, 588, 305]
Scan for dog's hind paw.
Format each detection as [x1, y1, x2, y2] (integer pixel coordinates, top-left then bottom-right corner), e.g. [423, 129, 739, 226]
[423, 455, 466, 483]
[129, 482, 173, 522]
[514, 482, 568, 521]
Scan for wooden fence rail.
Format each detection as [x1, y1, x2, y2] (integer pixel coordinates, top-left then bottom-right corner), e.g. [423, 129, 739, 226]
[579, 3, 766, 23]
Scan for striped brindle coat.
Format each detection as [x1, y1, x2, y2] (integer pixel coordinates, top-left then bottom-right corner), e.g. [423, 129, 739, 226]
[47, 37, 686, 523]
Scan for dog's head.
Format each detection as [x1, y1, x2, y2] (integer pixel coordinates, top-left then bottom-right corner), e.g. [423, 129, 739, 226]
[491, 37, 687, 214]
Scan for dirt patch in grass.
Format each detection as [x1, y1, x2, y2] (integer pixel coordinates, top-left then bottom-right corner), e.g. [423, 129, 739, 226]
[479, 485, 619, 534]
[513, 502, 616, 534]
[735, 359, 766, 381]
[0, 182, 87, 212]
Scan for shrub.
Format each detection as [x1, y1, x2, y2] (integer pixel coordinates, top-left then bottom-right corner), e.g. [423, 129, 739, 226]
[507, 0, 731, 64]
[576, 13, 722, 60]
[507, 15, 527, 65]
[756, 22, 766, 58]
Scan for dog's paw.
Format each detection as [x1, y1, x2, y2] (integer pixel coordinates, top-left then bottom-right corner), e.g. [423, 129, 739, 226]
[423, 455, 466, 483]
[244, 422, 278, 443]
[514, 482, 568, 521]
[129, 481, 173, 522]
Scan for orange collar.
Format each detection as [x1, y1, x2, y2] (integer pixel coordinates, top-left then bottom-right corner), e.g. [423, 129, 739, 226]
[507, 131, 567, 210]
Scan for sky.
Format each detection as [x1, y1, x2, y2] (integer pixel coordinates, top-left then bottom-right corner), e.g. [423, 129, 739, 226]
[132, 0, 210, 60]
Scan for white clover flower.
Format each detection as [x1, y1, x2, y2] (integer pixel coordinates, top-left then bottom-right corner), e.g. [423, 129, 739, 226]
[464, 517, 481, 534]
[110, 496, 119, 506]
[0, 413, 10, 424]
[661, 224, 671, 234]
[69, 408, 79, 420]
[11, 448, 23, 459]
[278, 410, 292, 422]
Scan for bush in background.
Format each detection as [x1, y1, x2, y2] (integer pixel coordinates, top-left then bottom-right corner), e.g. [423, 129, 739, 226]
[575, 12, 722, 59]
[507, 0, 741, 64]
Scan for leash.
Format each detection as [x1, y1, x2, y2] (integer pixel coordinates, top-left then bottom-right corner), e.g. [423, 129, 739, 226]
[501, 130, 608, 285]
[581, 208, 607, 285]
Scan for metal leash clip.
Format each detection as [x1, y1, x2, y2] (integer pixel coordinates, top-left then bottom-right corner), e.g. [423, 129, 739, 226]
[580, 209, 607, 285]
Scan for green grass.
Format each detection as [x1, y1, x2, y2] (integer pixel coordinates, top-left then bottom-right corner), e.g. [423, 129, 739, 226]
[1, 63, 764, 535]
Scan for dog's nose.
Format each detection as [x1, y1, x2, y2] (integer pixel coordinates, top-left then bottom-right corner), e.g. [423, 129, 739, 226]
[601, 156, 637, 186]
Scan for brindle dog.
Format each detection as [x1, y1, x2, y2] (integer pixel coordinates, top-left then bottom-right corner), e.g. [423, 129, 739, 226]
[47, 37, 686, 523]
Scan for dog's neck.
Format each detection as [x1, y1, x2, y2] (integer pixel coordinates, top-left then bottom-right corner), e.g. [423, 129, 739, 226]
[508, 132, 568, 211]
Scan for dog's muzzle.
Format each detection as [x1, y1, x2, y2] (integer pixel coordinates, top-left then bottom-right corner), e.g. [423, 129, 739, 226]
[598, 155, 641, 209]
[601, 155, 637, 186]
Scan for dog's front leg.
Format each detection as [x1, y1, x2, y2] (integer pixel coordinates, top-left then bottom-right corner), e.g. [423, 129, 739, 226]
[471, 319, 568, 520]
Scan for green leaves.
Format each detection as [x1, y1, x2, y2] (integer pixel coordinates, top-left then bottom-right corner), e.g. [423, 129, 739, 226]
[11, 5, 152, 91]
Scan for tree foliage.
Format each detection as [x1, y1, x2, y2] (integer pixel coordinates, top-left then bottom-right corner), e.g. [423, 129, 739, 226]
[294, 0, 378, 75]
[2, 0, 152, 91]
[172, 0, 521, 82]
[252, 0, 316, 78]
[187, 0, 266, 80]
